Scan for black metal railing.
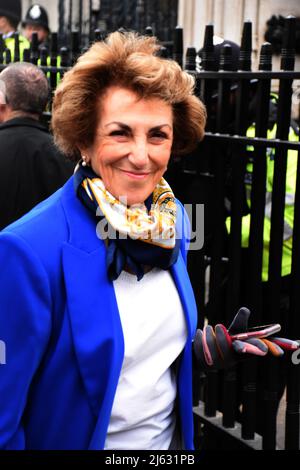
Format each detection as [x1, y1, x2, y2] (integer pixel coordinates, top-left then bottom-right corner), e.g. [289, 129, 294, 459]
[183, 16, 300, 451]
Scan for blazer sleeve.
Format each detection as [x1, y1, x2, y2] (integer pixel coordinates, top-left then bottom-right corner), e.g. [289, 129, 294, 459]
[0, 231, 52, 449]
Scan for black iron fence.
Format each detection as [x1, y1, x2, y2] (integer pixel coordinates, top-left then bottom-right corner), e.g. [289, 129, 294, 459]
[57, 0, 178, 49]
[0, 14, 300, 451]
[177, 16, 300, 451]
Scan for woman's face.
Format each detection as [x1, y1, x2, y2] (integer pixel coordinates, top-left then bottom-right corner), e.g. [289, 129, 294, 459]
[84, 86, 173, 206]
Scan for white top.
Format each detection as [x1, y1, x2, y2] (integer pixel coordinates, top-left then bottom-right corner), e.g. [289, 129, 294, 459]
[104, 268, 187, 450]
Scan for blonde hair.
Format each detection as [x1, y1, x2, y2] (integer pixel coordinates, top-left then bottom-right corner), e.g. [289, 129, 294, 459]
[52, 31, 206, 161]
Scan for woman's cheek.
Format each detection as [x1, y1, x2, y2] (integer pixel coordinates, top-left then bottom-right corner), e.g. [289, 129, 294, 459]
[98, 143, 131, 162]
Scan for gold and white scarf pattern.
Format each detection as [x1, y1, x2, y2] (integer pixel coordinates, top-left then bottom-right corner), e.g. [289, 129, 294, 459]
[82, 177, 177, 249]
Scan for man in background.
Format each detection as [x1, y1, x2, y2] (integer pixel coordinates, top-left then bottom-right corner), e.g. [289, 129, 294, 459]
[22, 4, 50, 50]
[0, 62, 74, 230]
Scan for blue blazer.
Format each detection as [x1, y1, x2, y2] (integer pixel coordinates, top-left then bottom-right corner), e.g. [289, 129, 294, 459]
[0, 176, 198, 450]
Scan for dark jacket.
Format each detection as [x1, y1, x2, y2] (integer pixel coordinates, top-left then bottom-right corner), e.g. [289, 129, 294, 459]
[0, 117, 74, 230]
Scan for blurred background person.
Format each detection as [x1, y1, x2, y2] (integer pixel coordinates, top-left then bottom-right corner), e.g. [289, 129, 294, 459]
[0, 0, 30, 60]
[0, 62, 74, 230]
[22, 3, 50, 50]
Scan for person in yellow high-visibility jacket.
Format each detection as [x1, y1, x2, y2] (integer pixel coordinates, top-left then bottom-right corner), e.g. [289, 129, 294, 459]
[240, 122, 298, 281]
[22, 4, 50, 50]
[0, 0, 30, 61]
[2, 34, 30, 61]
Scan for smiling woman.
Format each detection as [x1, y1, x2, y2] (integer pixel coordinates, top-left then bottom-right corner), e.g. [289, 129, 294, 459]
[0, 31, 206, 451]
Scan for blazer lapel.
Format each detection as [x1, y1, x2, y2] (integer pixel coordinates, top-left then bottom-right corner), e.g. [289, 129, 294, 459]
[61, 178, 124, 420]
[171, 254, 198, 450]
[171, 253, 198, 340]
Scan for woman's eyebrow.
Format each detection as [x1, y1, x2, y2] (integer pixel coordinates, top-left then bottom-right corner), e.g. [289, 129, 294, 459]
[105, 121, 131, 130]
[105, 121, 172, 131]
[149, 125, 172, 131]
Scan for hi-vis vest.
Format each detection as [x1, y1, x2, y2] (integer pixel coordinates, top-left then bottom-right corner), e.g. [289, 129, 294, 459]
[239, 123, 298, 281]
[4, 34, 30, 61]
[4, 35, 62, 84]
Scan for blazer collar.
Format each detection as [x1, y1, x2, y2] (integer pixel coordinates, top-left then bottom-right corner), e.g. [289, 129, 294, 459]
[61, 177, 124, 429]
[61, 175, 101, 252]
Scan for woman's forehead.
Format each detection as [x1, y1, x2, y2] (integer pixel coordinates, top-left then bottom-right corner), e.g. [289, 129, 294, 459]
[98, 86, 173, 124]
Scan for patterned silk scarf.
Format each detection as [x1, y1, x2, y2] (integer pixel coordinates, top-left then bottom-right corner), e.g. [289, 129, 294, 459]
[74, 164, 180, 280]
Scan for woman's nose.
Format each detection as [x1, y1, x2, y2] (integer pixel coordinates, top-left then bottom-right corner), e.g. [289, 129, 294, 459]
[128, 139, 149, 168]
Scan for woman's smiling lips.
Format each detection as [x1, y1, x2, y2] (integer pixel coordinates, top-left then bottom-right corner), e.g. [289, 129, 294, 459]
[118, 168, 151, 180]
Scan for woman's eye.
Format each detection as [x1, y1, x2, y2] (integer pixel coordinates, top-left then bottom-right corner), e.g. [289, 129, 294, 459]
[109, 130, 128, 137]
[149, 132, 168, 141]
